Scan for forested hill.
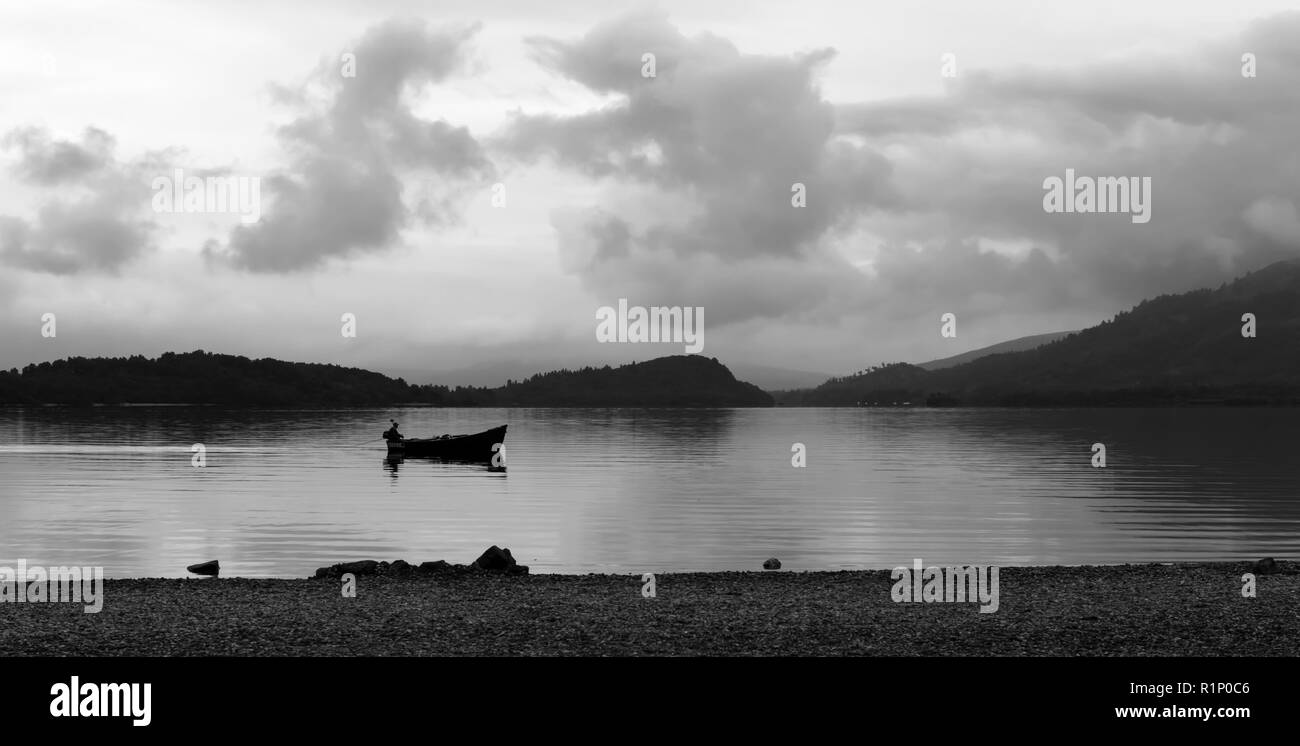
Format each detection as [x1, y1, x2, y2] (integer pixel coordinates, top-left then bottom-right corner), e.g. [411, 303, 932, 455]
[493, 354, 773, 406]
[0, 352, 437, 406]
[0, 351, 773, 407]
[793, 258, 1300, 406]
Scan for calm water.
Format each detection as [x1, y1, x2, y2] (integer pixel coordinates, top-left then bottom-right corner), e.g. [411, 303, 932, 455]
[0, 407, 1297, 577]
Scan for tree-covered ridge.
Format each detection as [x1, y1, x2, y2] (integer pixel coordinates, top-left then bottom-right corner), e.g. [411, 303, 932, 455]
[786, 259, 1300, 406]
[0, 351, 773, 407]
[493, 355, 772, 406]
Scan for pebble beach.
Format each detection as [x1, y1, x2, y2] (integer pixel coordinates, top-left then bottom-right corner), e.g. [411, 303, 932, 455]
[2, 563, 1296, 656]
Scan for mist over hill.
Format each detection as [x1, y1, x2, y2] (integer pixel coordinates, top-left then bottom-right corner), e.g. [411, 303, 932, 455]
[6, 260, 1297, 408]
[782, 259, 1300, 406]
[917, 331, 1076, 371]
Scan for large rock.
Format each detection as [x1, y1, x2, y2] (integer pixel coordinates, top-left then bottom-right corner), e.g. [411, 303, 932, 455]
[313, 559, 380, 579]
[416, 560, 455, 575]
[471, 545, 529, 574]
[472, 545, 514, 571]
[385, 559, 413, 576]
[340, 560, 380, 576]
[186, 560, 220, 576]
[310, 551, 530, 578]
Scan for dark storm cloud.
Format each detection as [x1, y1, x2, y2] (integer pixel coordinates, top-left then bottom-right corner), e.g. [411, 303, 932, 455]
[207, 19, 495, 272]
[216, 158, 405, 273]
[1, 127, 155, 274]
[505, 11, 1300, 333]
[499, 11, 893, 323]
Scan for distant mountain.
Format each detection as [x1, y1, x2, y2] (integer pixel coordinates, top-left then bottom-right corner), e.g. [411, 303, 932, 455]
[792, 259, 1300, 406]
[917, 331, 1076, 371]
[0, 352, 773, 407]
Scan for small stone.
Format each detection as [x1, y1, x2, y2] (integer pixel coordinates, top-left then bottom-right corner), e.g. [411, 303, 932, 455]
[763, 558, 781, 570]
[1253, 557, 1278, 574]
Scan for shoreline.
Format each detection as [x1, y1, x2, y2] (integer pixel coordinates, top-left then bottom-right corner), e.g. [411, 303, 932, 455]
[1, 557, 1285, 581]
[5, 403, 1300, 408]
[2, 562, 1295, 656]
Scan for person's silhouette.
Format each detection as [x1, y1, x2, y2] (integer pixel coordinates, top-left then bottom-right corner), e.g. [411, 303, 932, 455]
[383, 420, 403, 442]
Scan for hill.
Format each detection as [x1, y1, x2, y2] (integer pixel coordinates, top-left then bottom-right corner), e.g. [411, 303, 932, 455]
[917, 331, 1076, 371]
[0, 352, 773, 407]
[793, 259, 1300, 406]
[492, 355, 772, 407]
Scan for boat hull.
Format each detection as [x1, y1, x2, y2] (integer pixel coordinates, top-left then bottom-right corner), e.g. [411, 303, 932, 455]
[386, 425, 507, 462]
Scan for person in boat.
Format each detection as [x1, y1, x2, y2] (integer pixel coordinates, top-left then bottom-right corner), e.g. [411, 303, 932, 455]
[383, 420, 404, 442]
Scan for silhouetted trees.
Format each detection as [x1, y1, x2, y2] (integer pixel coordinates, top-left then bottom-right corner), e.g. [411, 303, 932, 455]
[0, 351, 773, 407]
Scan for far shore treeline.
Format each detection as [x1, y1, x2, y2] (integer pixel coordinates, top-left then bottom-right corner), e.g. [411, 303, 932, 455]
[2, 259, 1297, 408]
[0, 353, 774, 407]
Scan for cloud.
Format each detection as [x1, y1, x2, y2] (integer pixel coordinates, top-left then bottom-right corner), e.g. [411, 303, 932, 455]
[206, 19, 495, 272]
[1, 126, 156, 274]
[833, 11, 1300, 315]
[0, 202, 151, 274]
[2, 127, 117, 185]
[4, 8, 1300, 374]
[551, 207, 630, 273]
[499, 11, 894, 325]
[1243, 197, 1300, 245]
[500, 11, 1300, 345]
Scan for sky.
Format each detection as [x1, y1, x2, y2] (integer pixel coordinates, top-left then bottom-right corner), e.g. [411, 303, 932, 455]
[2, 0, 1298, 386]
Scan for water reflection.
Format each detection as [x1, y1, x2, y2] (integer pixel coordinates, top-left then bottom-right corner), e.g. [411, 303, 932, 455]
[383, 456, 402, 479]
[381, 453, 506, 478]
[0, 406, 1297, 577]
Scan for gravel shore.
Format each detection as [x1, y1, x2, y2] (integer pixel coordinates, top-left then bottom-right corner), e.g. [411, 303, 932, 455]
[2, 563, 1296, 656]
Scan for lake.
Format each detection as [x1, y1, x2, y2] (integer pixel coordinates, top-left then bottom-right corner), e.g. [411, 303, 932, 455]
[0, 407, 1296, 577]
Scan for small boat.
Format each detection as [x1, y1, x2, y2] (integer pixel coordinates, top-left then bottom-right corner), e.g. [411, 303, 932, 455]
[385, 425, 507, 462]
